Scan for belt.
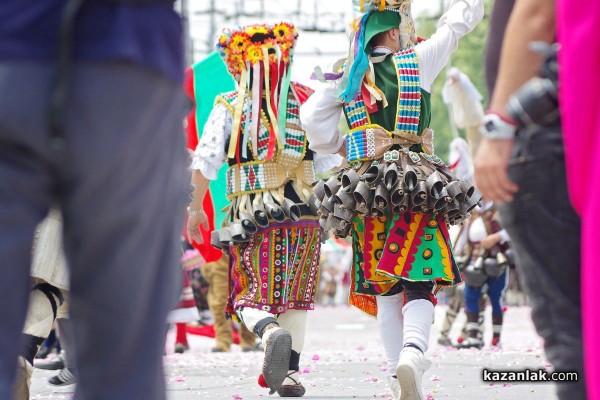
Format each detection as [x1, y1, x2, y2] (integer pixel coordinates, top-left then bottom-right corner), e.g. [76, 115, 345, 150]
[226, 160, 316, 199]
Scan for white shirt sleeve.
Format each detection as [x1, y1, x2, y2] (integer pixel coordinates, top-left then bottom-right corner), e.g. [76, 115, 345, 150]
[313, 152, 344, 173]
[416, 0, 484, 92]
[300, 83, 346, 155]
[190, 103, 231, 180]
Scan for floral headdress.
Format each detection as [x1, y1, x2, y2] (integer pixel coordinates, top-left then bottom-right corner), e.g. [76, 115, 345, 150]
[216, 22, 298, 80]
[216, 22, 299, 160]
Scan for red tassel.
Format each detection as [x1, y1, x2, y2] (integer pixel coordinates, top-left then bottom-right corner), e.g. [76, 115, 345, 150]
[258, 374, 269, 388]
[362, 84, 379, 114]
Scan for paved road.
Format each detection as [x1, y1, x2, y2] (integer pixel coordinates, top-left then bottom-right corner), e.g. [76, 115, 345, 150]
[31, 305, 558, 400]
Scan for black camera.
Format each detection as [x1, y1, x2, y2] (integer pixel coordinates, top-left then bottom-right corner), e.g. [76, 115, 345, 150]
[507, 42, 559, 128]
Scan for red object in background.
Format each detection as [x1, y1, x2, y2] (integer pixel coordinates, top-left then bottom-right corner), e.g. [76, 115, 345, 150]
[182, 66, 223, 263]
[183, 67, 199, 151]
[185, 324, 241, 345]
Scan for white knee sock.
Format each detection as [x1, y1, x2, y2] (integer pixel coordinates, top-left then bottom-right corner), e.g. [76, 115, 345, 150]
[402, 299, 435, 353]
[238, 307, 276, 333]
[276, 310, 307, 353]
[376, 294, 404, 374]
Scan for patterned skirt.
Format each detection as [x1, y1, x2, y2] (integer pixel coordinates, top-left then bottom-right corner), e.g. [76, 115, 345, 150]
[226, 218, 321, 316]
[349, 209, 461, 316]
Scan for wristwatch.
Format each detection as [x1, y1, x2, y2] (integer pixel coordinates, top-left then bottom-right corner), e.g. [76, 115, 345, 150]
[187, 206, 205, 216]
[479, 113, 517, 140]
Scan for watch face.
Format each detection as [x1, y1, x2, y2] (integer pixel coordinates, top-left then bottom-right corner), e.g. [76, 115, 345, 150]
[484, 119, 496, 133]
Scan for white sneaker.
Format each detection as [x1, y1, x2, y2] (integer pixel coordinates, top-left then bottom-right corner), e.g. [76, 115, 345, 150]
[386, 375, 400, 400]
[395, 348, 431, 400]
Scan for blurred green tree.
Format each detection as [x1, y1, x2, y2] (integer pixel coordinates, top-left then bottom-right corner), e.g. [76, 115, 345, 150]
[415, 0, 492, 161]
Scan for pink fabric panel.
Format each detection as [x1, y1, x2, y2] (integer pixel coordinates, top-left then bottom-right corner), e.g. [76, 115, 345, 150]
[558, 0, 600, 398]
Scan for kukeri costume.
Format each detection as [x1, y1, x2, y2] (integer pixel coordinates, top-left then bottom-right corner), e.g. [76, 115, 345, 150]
[14, 209, 70, 399]
[453, 203, 512, 349]
[191, 22, 340, 397]
[301, 1, 483, 399]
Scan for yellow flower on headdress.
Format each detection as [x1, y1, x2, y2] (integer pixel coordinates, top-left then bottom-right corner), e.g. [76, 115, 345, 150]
[228, 53, 244, 70]
[245, 44, 264, 65]
[261, 38, 279, 64]
[218, 33, 229, 47]
[273, 22, 294, 44]
[245, 24, 270, 41]
[230, 32, 250, 55]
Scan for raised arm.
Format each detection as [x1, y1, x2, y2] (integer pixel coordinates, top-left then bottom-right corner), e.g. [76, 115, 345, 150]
[416, 0, 485, 91]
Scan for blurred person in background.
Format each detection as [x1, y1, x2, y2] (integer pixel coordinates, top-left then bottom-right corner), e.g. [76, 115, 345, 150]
[474, 0, 585, 398]
[0, 1, 188, 398]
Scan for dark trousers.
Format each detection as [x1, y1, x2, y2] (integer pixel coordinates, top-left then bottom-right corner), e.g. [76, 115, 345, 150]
[499, 126, 585, 400]
[0, 62, 188, 400]
[464, 271, 508, 315]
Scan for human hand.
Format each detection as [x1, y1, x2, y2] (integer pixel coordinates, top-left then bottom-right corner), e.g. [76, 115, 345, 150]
[474, 138, 518, 203]
[187, 210, 209, 244]
[481, 233, 501, 250]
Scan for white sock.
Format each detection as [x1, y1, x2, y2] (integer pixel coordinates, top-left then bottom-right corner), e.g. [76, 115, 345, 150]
[376, 294, 404, 374]
[276, 310, 307, 353]
[402, 299, 435, 353]
[237, 307, 276, 333]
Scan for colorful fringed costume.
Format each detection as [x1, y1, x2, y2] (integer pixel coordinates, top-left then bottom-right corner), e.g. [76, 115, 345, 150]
[189, 22, 341, 396]
[301, 0, 484, 397]
[303, 0, 483, 316]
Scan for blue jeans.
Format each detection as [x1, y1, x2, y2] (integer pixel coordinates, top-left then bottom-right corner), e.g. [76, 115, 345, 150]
[499, 126, 585, 400]
[464, 270, 508, 315]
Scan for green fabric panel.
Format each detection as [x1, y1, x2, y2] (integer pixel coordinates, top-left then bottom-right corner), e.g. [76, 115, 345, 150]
[192, 52, 235, 228]
[409, 215, 450, 282]
[368, 54, 432, 152]
[369, 56, 400, 131]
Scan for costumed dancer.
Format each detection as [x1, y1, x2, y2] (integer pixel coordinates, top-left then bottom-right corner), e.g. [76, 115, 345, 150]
[13, 209, 72, 398]
[441, 67, 485, 154]
[187, 22, 341, 397]
[166, 240, 203, 354]
[184, 58, 259, 353]
[453, 202, 511, 349]
[437, 137, 482, 347]
[301, 1, 483, 399]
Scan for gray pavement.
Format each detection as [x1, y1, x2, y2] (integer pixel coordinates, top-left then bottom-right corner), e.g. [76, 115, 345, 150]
[30, 305, 558, 400]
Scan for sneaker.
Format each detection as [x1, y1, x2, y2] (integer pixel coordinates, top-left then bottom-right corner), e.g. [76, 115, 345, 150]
[261, 324, 292, 394]
[386, 375, 400, 400]
[395, 348, 431, 400]
[174, 342, 189, 354]
[276, 371, 306, 397]
[35, 346, 52, 360]
[211, 346, 230, 353]
[242, 342, 264, 352]
[437, 336, 452, 346]
[48, 368, 76, 386]
[35, 353, 65, 370]
[454, 337, 483, 350]
[491, 337, 501, 347]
